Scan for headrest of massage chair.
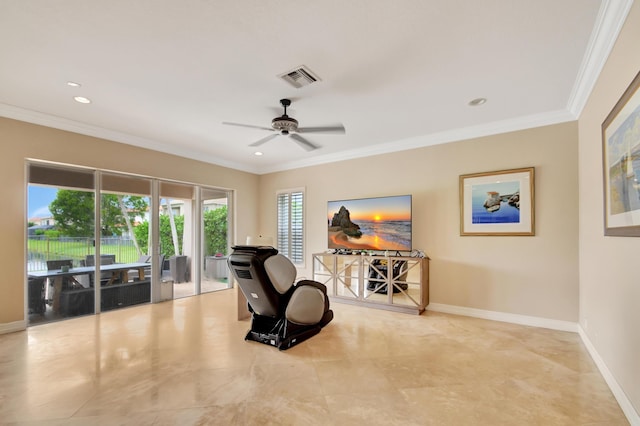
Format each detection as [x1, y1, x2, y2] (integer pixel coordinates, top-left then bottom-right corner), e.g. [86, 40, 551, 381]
[264, 254, 297, 294]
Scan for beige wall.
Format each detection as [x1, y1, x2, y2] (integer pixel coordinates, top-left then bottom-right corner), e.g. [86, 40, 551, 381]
[578, 1, 640, 414]
[0, 117, 259, 326]
[259, 121, 579, 322]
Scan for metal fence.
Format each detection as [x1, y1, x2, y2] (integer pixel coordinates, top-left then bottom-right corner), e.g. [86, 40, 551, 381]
[27, 236, 139, 271]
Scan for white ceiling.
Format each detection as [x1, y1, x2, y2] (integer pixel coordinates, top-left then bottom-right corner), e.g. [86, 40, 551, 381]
[0, 0, 633, 174]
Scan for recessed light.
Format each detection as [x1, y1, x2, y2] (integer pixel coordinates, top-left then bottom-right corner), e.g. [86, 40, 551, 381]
[254, 151, 263, 156]
[73, 96, 91, 104]
[469, 98, 487, 106]
[67, 81, 81, 87]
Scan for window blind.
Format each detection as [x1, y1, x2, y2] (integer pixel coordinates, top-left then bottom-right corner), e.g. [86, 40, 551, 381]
[277, 190, 304, 264]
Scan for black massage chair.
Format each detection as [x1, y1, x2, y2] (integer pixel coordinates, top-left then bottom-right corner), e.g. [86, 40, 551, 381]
[227, 245, 333, 350]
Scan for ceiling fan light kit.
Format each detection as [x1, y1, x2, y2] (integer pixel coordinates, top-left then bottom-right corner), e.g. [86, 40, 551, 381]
[271, 99, 298, 135]
[223, 98, 345, 152]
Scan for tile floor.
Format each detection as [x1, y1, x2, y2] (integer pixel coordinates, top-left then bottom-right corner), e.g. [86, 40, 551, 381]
[1, 288, 629, 425]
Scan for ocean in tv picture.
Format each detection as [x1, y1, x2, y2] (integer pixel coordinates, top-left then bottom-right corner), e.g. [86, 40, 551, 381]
[356, 220, 412, 250]
[471, 193, 520, 224]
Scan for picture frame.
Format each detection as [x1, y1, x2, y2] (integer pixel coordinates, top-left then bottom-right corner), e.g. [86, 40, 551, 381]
[602, 70, 640, 237]
[460, 167, 535, 236]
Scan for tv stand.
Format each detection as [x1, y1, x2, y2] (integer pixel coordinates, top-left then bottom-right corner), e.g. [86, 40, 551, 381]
[312, 253, 429, 315]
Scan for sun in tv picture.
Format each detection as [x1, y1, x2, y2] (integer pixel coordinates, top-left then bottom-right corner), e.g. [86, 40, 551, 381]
[327, 195, 412, 251]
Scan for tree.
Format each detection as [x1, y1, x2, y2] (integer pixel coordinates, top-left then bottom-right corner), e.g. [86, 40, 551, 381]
[132, 206, 227, 257]
[49, 190, 95, 237]
[50, 190, 148, 237]
[133, 221, 149, 254]
[100, 194, 147, 237]
[203, 206, 228, 256]
[117, 195, 142, 255]
[133, 215, 185, 257]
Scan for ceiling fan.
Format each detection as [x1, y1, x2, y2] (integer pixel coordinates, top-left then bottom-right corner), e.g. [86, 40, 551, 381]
[222, 99, 345, 151]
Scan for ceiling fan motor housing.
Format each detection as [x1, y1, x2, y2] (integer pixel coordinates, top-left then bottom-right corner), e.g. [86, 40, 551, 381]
[272, 115, 298, 134]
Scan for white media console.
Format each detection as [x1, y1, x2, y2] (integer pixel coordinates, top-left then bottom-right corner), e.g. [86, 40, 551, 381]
[312, 253, 429, 315]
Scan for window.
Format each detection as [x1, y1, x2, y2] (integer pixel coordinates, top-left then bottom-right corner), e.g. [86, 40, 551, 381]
[277, 189, 304, 265]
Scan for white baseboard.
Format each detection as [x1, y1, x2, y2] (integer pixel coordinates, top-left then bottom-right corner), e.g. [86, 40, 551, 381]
[0, 320, 26, 335]
[426, 303, 579, 332]
[578, 326, 640, 426]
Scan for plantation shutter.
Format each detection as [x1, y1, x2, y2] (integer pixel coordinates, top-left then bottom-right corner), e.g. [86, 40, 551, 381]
[290, 191, 303, 263]
[277, 194, 290, 257]
[277, 189, 304, 265]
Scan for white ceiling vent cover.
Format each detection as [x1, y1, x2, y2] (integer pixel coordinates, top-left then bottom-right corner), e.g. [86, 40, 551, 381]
[278, 66, 320, 88]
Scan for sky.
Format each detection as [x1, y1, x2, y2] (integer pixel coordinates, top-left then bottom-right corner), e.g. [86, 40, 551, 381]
[28, 185, 57, 218]
[327, 195, 412, 222]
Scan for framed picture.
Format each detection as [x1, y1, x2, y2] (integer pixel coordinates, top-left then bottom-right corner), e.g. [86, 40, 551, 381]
[460, 167, 534, 236]
[602, 70, 640, 237]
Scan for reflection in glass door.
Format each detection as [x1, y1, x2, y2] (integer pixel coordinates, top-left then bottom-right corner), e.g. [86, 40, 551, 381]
[201, 188, 231, 293]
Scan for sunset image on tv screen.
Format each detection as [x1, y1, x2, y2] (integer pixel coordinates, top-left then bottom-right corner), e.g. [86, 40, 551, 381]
[327, 195, 412, 251]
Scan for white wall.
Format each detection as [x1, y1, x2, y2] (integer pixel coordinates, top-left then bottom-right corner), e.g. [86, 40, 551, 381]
[578, 0, 640, 416]
[259, 121, 579, 323]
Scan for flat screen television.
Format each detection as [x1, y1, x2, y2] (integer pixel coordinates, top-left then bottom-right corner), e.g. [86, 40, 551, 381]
[327, 195, 412, 251]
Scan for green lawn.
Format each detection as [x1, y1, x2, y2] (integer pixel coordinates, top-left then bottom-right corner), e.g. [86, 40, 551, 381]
[28, 238, 140, 266]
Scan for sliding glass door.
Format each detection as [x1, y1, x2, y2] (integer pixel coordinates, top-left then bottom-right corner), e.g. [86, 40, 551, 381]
[27, 164, 96, 325]
[201, 188, 231, 293]
[159, 181, 195, 299]
[27, 162, 233, 325]
[99, 173, 152, 312]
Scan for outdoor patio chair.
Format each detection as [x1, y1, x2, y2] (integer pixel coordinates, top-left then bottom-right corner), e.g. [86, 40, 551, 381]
[85, 254, 117, 285]
[46, 259, 73, 270]
[85, 254, 117, 266]
[127, 255, 153, 282]
[46, 259, 74, 291]
[28, 277, 46, 315]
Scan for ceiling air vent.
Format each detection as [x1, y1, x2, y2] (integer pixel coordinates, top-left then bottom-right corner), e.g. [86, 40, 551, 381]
[278, 65, 320, 88]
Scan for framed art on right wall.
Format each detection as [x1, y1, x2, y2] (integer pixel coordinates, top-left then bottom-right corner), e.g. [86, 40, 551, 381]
[602, 70, 640, 237]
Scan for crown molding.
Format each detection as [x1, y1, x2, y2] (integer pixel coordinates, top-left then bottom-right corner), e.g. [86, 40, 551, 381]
[0, 103, 256, 174]
[3, 100, 575, 176]
[255, 108, 576, 174]
[567, 0, 635, 116]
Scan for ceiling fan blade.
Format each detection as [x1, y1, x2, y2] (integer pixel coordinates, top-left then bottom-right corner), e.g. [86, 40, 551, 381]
[249, 133, 279, 147]
[290, 134, 320, 151]
[297, 125, 345, 134]
[222, 122, 273, 132]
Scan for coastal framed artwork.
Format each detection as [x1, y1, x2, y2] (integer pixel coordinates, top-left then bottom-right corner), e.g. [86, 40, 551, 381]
[602, 70, 640, 237]
[460, 167, 534, 236]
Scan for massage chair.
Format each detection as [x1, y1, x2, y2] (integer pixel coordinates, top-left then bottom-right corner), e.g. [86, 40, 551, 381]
[227, 245, 333, 350]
